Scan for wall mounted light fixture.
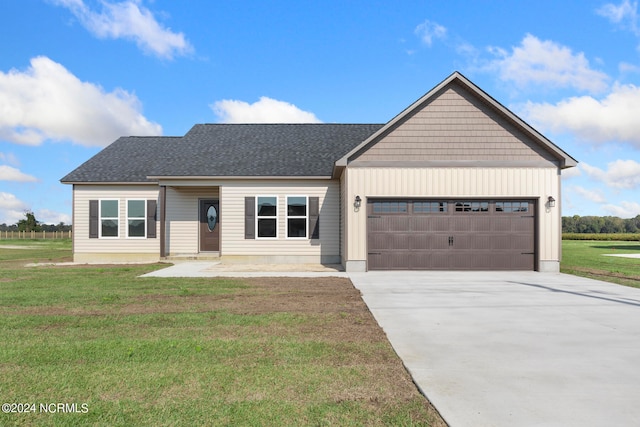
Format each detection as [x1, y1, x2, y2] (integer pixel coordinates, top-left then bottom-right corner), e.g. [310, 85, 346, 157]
[354, 195, 362, 208]
[547, 196, 556, 208]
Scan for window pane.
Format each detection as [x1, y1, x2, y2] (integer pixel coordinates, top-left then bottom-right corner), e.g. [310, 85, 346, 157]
[373, 201, 408, 213]
[257, 218, 276, 237]
[128, 219, 145, 237]
[287, 197, 306, 216]
[128, 200, 145, 218]
[101, 200, 118, 217]
[288, 218, 306, 238]
[258, 197, 277, 216]
[414, 201, 447, 213]
[101, 219, 118, 237]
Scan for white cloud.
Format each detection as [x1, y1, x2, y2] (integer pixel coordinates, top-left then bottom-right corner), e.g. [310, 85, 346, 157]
[0, 192, 29, 225]
[522, 83, 640, 148]
[571, 185, 607, 203]
[211, 97, 322, 123]
[0, 152, 19, 166]
[0, 56, 162, 147]
[619, 62, 640, 74]
[561, 166, 581, 178]
[581, 160, 640, 189]
[598, 0, 639, 35]
[36, 208, 72, 225]
[51, 0, 193, 59]
[602, 201, 640, 218]
[415, 20, 447, 46]
[0, 165, 38, 182]
[487, 34, 609, 93]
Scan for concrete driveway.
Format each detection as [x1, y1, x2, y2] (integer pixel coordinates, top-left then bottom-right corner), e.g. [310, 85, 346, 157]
[348, 271, 640, 427]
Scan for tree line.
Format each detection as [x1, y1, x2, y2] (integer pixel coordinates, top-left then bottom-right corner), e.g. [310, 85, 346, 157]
[563, 215, 640, 234]
[2, 210, 639, 234]
[0, 211, 71, 233]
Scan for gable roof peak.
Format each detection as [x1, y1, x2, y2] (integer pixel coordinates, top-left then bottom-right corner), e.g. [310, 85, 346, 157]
[336, 71, 577, 169]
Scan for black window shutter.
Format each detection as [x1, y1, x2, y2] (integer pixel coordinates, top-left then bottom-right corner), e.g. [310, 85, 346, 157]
[309, 197, 320, 239]
[89, 200, 99, 238]
[245, 197, 255, 239]
[147, 199, 157, 238]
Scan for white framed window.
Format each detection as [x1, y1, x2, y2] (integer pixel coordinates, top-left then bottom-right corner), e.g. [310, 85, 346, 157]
[286, 196, 307, 238]
[127, 199, 146, 238]
[256, 196, 278, 238]
[99, 199, 119, 238]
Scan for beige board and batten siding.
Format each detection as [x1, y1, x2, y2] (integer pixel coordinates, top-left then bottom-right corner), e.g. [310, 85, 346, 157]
[220, 180, 340, 264]
[343, 167, 561, 271]
[73, 184, 160, 263]
[164, 186, 219, 255]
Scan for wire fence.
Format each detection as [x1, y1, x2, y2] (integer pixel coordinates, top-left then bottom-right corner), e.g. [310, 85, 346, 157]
[0, 231, 72, 240]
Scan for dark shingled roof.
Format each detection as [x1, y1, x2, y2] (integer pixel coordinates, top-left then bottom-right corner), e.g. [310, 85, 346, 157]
[60, 124, 384, 183]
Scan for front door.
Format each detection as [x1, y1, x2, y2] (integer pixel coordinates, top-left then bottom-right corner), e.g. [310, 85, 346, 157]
[199, 199, 219, 252]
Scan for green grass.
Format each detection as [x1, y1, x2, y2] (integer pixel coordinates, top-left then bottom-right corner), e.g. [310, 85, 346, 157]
[561, 239, 640, 288]
[0, 240, 442, 426]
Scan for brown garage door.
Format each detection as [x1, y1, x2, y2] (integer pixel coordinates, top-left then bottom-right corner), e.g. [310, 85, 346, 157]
[367, 199, 536, 270]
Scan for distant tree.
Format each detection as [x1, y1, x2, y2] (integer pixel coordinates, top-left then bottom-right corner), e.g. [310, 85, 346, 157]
[624, 215, 640, 233]
[563, 214, 640, 234]
[39, 222, 72, 232]
[17, 211, 41, 232]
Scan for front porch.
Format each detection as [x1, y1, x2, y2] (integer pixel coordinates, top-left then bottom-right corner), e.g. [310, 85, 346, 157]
[160, 185, 220, 258]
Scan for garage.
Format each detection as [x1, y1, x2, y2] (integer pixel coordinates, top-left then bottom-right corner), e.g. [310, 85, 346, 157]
[367, 199, 536, 270]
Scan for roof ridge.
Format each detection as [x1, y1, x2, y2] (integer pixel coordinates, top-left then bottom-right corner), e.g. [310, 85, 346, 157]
[194, 123, 384, 126]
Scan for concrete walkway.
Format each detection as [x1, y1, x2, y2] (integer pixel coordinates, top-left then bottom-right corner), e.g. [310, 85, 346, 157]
[140, 261, 348, 278]
[349, 271, 640, 427]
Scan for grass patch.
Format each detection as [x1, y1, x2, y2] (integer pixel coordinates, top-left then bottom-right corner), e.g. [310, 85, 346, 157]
[0, 240, 444, 426]
[561, 239, 640, 288]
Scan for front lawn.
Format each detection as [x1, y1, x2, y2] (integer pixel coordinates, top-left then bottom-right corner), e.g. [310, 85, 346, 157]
[561, 239, 640, 288]
[0, 240, 444, 426]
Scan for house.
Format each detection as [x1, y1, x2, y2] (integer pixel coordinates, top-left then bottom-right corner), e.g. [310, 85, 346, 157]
[61, 72, 577, 272]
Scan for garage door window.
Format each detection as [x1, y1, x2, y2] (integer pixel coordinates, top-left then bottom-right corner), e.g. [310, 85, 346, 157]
[496, 201, 529, 213]
[414, 201, 448, 213]
[372, 201, 408, 214]
[455, 201, 489, 212]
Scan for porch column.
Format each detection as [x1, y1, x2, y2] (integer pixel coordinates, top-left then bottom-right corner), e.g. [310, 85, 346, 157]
[159, 185, 166, 257]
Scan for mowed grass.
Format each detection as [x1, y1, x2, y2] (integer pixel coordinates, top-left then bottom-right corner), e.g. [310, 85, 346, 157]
[561, 239, 640, 288]
[0, 240, 444, 427]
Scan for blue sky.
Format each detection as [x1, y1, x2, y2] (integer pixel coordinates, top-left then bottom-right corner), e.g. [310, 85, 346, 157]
[1, 0, 639, 225]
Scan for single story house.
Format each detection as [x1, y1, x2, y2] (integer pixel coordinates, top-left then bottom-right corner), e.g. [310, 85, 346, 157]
[61, 72, 577, 272]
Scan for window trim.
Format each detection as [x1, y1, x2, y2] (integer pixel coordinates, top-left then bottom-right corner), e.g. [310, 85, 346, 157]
[286, 195, 308, 239]
[126, 199, 147, 239]
[99, 199, 119, 239]
[255, 195, 278, 239]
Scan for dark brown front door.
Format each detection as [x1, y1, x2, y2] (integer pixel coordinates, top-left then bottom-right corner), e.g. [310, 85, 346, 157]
[199, 199, 219, 252]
